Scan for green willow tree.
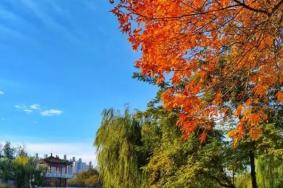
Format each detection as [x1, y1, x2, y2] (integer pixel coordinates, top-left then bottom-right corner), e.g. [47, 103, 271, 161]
[235, 122, 283, 188]
[95, 108, 146, 188]
[256, 156, 283, 188]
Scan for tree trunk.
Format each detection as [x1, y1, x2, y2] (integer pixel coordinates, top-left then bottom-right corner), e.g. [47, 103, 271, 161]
[249, 150, 258, 188]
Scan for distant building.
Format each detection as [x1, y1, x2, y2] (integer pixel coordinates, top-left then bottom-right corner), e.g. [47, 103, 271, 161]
[89, 161, 93, 169]
[72, 157, 92, 174]
[39, 154, 73, 187]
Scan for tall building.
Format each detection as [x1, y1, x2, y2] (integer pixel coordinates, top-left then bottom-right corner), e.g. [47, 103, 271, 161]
[72, 158, 92, 174]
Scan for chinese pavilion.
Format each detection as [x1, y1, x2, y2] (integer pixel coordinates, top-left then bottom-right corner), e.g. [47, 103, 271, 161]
[39, 154, 73, 187]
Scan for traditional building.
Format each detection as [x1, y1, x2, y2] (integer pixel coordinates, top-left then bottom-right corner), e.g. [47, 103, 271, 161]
[39, 154, 73, 187]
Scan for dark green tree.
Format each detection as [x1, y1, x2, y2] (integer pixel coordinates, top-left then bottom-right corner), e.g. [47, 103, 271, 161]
[0, 142, 15, 182]
[3, 142, 15, 160]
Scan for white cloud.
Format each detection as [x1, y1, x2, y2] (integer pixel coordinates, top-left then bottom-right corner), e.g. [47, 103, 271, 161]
[15, 104, 40, 113]
[30, 104, 40, 110]
[0, 90, 4, 95]
[15, 104, 63, 117]
[15, 104, 28, 110]
[40, 109, 63, 116]
[23, 109, 33, 113]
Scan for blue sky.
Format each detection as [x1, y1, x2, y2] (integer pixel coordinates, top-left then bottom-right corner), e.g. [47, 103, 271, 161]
[0, 0, 157, 163]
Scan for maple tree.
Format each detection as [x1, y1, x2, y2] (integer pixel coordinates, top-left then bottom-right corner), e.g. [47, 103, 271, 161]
[111, 0, 283, 143]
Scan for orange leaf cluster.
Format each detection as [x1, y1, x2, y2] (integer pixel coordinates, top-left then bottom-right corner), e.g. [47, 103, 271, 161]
[112, 0, 283, 142]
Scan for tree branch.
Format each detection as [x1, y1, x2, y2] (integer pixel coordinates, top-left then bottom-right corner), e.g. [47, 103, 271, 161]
[232, 0, 269, 15]
[270, 0, 283, 15]
[210, 175, 236, 188]
[121, 5, 241, 21]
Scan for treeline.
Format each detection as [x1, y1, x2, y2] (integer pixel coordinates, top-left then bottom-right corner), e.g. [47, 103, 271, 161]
[95, 104, 283, 188]
[0, 142, 45, 188]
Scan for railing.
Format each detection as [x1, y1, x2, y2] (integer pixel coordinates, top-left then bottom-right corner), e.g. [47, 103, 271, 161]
[45, 172, 73, 179]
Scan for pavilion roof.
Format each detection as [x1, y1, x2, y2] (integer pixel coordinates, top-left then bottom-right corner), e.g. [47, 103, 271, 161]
[39, 155, 72, 166]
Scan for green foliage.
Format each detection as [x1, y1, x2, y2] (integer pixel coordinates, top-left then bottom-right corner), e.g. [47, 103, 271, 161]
[2, 142, 15, 160]
[0, 142, 46, 188]
[256, 156, 283, 188]
[235, 173, 251, 188]
[95, 104, 283, 188]
[68, 168, 100, 187]
[234, 118, 283, 188]
[141, 112, 238, 188]
[0, 158, 14, 181]
[0, 142, 15, 181]
[95, 108, 146, 188]
[95, 108, 241, 188]
[235, 156, 283, 188]
[13, 155, 45, 188]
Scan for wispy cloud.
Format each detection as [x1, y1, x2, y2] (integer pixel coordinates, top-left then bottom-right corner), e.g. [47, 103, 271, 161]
[15, 104, 40, 113]
[30, 104, 40, 110]
[19, 0, 81, 43]
[0, 8, 19, 21]
[0, 0, 82, 45]
[0, 90, 4, 95]
[0, 5, 38, 44]
[0, 24, 29, 41]
[15, 104, 63, 117]
[41, 109, 63, 117]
